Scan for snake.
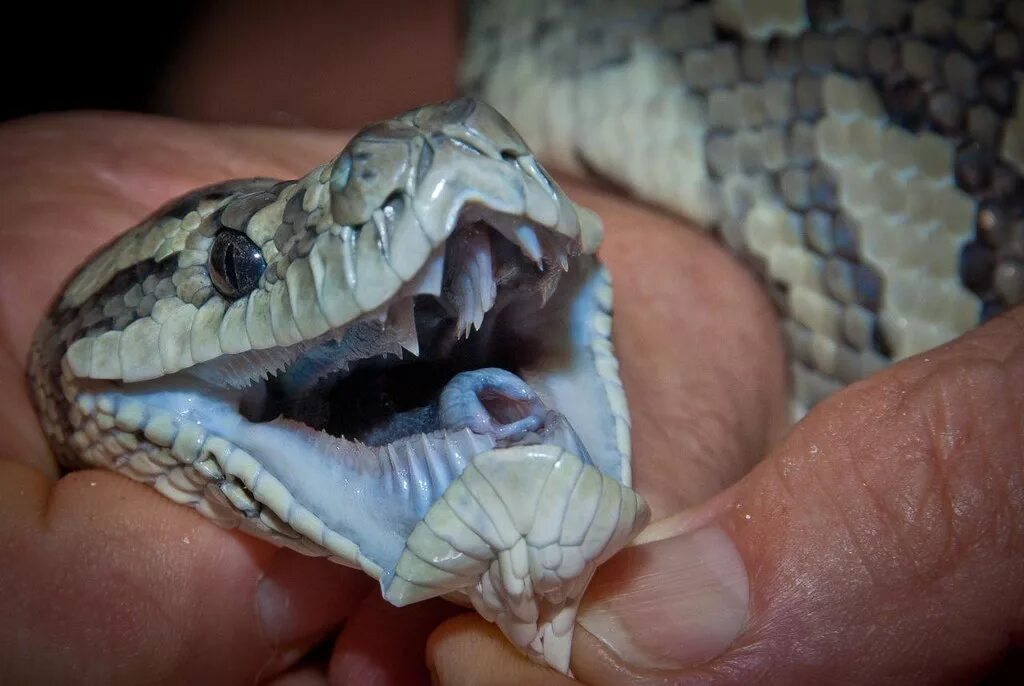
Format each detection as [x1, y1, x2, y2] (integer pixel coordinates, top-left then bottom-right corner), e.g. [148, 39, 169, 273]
[26, 0, 1024, 676]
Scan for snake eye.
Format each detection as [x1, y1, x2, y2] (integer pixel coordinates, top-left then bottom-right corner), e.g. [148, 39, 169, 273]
[209, 229, 266, 299]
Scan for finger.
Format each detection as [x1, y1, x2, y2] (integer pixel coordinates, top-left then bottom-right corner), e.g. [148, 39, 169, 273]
[0, 463, 373, 684]
[431, 308, 1024, 684]
[329, 596, 461, 686]
[428, 615, 576, 686]
[571, 307, 1024, 684]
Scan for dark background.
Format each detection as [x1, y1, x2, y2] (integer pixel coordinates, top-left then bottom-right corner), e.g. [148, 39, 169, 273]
[4, 1, 459, 130]
[2, 5, 201, 122]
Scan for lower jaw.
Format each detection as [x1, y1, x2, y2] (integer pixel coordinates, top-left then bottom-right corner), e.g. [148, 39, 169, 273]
[94, 258, 613, 552]
[67, 258, 641, 673]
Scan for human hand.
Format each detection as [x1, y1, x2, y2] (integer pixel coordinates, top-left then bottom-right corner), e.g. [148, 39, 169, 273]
[26, 2, 1014, 683]
[428, 243, 1024, 683]
[0, 113, 789, 684]
[0, 115, 473, 685]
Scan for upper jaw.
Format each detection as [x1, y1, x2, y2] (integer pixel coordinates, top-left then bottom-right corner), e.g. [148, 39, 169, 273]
[217, 213, 615, 465]
[61, 99, 603, 388]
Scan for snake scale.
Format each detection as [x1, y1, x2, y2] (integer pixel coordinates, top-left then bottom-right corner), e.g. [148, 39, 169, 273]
[26, 0, 1024, 675]
[463, 0, 1024, 417]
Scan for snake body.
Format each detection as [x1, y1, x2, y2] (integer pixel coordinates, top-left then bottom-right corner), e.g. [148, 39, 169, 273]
[27, 0, 1024, 675]
[463, 0, 1024, 415]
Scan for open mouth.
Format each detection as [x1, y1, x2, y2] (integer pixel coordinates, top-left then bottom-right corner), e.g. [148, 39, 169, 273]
[97, 203, 629, 580]
[240, 219, 588, 457]
[44, 99, 644, 672]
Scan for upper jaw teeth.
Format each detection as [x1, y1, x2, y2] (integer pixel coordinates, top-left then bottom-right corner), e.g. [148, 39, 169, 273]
[444, 224, 497, 338]
[438, 220, 573, 339]
[190, 219, 572, 393]
[513, 224, 544, 268]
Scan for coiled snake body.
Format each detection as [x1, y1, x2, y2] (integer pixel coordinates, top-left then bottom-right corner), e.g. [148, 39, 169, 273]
[463, 0, 1024, 416]
[27, 0, 1024, 674]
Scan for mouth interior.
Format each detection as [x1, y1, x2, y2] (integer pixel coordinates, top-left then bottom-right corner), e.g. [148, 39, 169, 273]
[236, 218, 587, 453]
[88, 207, 623, 572]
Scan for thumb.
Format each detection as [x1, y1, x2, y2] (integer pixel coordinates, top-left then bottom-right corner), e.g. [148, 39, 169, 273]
[570, 307, 1024, 684]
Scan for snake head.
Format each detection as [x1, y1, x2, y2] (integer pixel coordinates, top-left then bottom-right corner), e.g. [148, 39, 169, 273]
[31, 99, 647, 673]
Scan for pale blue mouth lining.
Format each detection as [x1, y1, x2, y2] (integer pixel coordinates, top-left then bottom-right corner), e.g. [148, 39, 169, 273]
[89, 262, 621, 585]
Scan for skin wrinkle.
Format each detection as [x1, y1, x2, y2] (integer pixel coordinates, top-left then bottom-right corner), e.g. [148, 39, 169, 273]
[783, 327, 1022, 597]
[839, 409, 944, 593]
[715, 316, 1024, 683]
[876, 380, 991, 588]
[922, 367, 995, 573]
[817, 449, 899, 594]
[889, 358, 1021, 581]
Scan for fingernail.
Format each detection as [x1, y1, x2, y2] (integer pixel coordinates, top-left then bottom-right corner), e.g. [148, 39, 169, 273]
[577, 526, 748, 670]
[257, 548, 369, 647]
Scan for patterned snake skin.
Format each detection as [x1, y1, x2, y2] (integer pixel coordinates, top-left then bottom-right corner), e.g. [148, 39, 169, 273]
[462, 0, 1024, 415]
[30, 100, 646, 672]
[24, 0, 1024, 675]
